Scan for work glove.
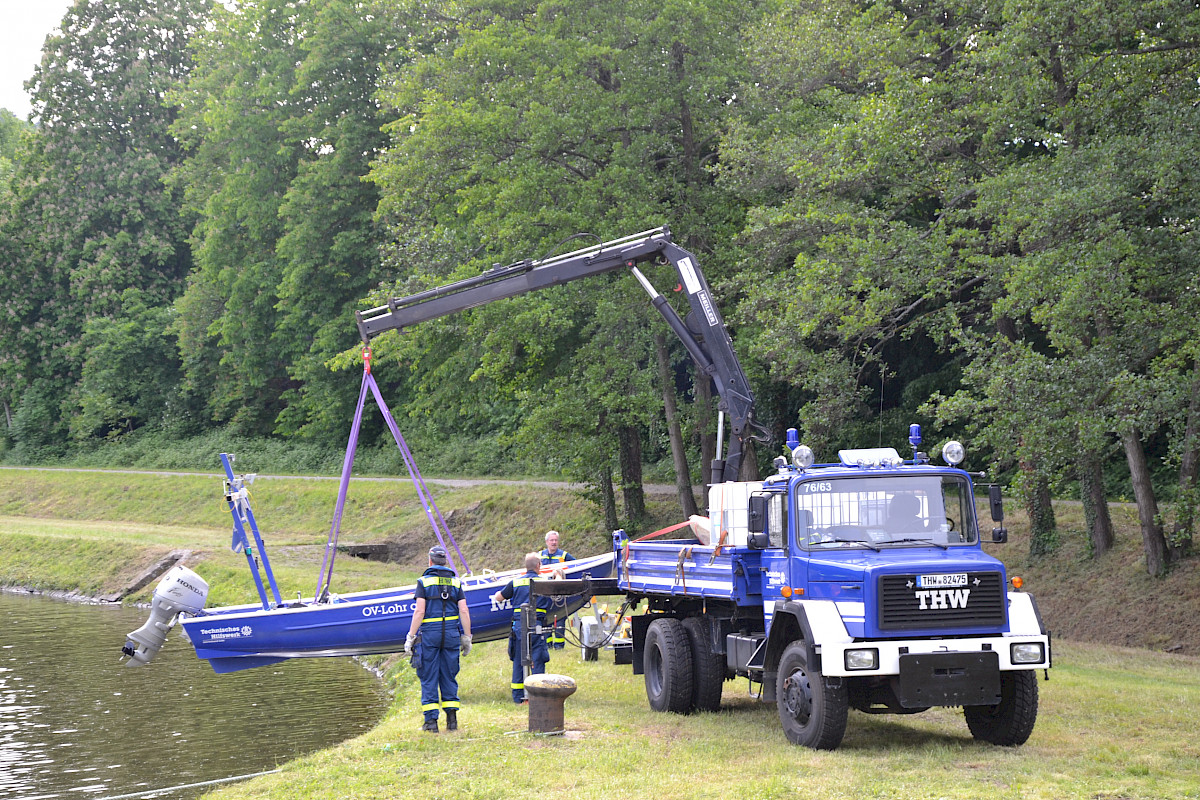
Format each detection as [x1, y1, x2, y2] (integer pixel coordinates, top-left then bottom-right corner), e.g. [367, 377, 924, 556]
[404, 632, 416, 657]
[460, 634, 472, 657]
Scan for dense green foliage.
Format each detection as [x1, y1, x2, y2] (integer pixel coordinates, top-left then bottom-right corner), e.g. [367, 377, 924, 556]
[1, 0, 1198, 568]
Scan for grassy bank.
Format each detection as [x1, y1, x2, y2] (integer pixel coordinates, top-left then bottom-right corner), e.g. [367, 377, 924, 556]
[0, 467, 673, 605]
[207, 638, 1199, 800]
[1, 468, 1199, 799]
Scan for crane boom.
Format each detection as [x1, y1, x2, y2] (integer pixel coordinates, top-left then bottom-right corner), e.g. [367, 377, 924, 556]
[355, 226, 761, 482]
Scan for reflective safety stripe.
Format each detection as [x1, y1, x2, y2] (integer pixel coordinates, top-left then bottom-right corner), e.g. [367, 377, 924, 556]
[511, 682, 524, 690]
[421, 615, 459, 624]
[422, 700, 461, 711]
[512, 577, 531, 587]
[420, 575, 462, 588]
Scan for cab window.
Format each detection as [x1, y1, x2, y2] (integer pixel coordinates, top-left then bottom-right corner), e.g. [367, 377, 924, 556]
[768, 493, 785, 548]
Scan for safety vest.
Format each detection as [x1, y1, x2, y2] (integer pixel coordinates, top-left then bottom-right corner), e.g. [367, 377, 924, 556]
[417, 568, 463, 647]
[505, 573, 547, 624]
[540, 548, 573, 565]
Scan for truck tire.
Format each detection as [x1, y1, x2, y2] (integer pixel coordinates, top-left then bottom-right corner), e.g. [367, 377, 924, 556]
[682, 617, 724, 712]
[776, 641, 848, 750]
[644, 618, 694, 713]
[964, 669, 1038, 746]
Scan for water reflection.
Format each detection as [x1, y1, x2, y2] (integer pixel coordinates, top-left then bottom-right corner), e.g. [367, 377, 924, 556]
[0, 591, 389, 799]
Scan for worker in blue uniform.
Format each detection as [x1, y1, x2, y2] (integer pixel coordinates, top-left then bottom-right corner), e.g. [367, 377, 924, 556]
[491, 552, 550, 704]
[405, 545, 472, 733]
[539, 530, 575, 649]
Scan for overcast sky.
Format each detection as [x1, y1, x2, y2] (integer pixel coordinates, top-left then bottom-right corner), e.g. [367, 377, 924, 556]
[0, 1, 75, 119]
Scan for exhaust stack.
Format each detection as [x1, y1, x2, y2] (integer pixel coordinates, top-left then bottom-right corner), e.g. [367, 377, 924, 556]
[122, 565, 209, 667]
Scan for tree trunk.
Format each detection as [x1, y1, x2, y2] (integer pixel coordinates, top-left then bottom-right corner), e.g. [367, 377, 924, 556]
[2, 399, 11, 429]
[654, 333, 698, 518]
[1121, 427, 1171, 577]
[738, 438, 761, 481]
[598, 463, 619, 533]
[1172, 360, 1200, 556]
[671, 40, 702, 188]
[617, 425, 646, 527]
[1078, 449, 1114, 557]
[695, 371, 714, 489]
[1019, 454, 1057, 557]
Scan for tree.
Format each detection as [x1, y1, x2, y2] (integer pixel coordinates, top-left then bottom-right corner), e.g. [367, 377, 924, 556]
[967, 0, 1200, 574]
[271, 0, 400, 442]
[170, 0, 402, 441]
[719, 0, 1200, 573]
[0, 108, 33, 433]
[368, 0, 759, 516]
[168, 0, 310, 434]
[0, 0, 205, 453]
[71, 288, 185, 438]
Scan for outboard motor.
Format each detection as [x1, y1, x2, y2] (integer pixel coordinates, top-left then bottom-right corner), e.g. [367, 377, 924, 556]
[122, 565, 209, 667]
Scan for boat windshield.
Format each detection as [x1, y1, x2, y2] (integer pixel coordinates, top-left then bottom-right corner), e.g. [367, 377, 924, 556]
[793, 474, 977, 550]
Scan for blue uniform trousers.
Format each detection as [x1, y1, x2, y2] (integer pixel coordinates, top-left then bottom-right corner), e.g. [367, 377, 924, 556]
[416, 641, 461, 722]
[508, 624, 548, 703]
[549, 616, 566, 649]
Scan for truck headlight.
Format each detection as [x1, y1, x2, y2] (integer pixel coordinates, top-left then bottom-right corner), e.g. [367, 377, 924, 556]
[844, 648, 879, 670]
[1010, 642, 1044, 664]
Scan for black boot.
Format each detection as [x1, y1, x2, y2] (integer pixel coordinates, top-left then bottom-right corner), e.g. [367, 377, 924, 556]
[446, 709, 458, 731]
[422, 718, 439, 733]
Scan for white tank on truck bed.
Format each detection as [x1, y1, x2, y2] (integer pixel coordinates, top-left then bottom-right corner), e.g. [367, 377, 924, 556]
[706, 481, 762, 547]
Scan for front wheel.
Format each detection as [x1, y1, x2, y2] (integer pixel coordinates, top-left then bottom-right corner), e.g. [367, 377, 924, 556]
[776, 641, 848, 749]
[644, 618, 693, 713]
[964, 669, 1038, 746]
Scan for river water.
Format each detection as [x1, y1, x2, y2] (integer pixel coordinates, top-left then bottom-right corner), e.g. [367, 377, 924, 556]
[0, 591, 390, 800]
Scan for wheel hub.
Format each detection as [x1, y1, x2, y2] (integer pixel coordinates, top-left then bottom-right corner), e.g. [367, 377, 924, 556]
[782, 670, 813, 725]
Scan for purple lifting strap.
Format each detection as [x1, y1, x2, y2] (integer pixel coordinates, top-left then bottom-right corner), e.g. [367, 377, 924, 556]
[315, 366, 470, 601]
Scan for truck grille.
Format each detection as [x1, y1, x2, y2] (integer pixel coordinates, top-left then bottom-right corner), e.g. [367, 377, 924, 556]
[877, 572, 1006, 631]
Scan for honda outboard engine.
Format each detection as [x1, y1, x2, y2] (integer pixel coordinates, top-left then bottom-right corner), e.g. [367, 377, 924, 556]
[122, 565, 209, 667]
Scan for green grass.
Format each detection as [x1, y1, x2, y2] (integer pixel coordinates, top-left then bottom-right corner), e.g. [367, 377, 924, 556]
[202, 639, 1200, 800]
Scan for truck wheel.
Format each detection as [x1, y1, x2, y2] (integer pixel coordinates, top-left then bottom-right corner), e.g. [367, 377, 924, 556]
[682, 617, 724, 712]
[644, 618, 694, 713]
[964, 669, 1038, 746]
[776, 641, 848, 750]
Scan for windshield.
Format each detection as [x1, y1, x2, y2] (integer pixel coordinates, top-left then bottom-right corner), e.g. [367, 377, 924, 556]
[793, 475, 977, 550]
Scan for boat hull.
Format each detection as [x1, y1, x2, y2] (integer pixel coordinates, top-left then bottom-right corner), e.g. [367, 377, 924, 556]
[179, 552, 614, 673]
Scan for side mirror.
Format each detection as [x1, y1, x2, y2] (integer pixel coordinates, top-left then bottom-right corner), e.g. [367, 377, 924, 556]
[748, 495, 767, 533]
[988, 485, 1005, 522]
[992, 526, 1008, 544]
[747, 530, 769, 550]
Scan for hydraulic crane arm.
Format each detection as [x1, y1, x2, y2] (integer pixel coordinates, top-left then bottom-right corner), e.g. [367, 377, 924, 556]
[355, 226, 763, 482]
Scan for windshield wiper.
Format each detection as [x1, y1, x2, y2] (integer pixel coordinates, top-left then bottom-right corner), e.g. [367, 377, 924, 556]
[823, 537, 881, 552]
[887, 537, 947, 550]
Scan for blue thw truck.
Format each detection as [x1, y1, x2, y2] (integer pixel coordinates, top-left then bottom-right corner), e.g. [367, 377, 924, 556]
[616, 435, 1050, 749]
[355, 227, 1051, 749]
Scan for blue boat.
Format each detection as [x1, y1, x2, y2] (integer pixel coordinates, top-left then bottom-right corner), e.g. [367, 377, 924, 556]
[164, 551, 613, 673]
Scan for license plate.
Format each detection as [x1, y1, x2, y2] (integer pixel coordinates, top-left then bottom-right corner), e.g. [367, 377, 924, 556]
[916, 573, 967, 588]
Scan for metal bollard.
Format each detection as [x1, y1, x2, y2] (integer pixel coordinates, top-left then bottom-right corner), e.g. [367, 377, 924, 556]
[524, 673, 577, 733]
